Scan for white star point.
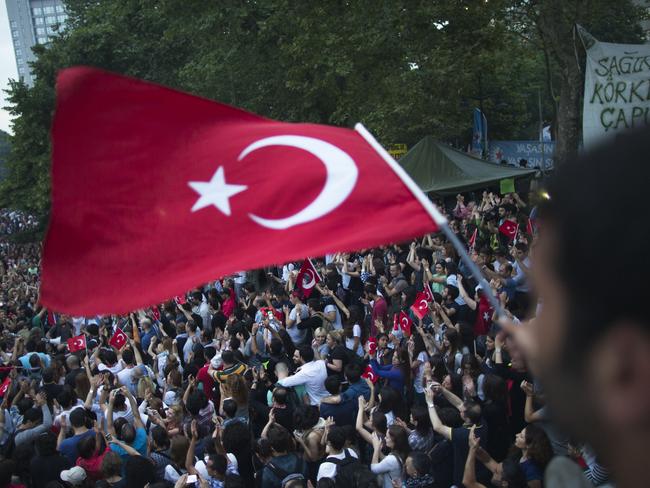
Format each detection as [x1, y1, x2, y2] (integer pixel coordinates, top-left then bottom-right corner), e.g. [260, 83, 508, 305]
[188, 166, 248, 216]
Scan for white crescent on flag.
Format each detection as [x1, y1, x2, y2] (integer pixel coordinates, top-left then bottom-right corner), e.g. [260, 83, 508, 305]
[302, 269, 316, 289]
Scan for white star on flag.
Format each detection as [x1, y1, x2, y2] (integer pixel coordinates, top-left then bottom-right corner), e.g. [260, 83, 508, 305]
[188, 166, 247, 216]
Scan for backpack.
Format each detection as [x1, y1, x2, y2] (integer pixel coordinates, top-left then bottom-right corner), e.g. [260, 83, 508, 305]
[326, 449, 379, 488]
[266, 456, 305, 487]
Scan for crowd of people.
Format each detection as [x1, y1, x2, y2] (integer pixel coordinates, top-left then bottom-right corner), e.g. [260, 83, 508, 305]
[0, 188, 612, 488]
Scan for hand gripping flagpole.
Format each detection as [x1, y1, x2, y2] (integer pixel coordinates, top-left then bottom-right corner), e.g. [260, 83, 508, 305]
[354, 123, 505, 318]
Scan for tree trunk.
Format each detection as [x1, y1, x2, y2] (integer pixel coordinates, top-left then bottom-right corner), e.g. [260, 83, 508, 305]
[555, 62, 582, 164]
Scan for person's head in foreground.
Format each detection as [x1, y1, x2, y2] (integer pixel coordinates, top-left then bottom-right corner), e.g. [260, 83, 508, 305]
[522, 128, 650, 487]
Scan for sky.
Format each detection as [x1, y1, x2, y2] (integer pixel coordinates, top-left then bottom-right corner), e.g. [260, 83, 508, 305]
[0, 1, 17, 134]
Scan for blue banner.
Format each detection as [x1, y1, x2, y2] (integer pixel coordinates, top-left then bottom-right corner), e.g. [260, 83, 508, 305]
[489, 140, 555, 170]
[471, 108, 487, 157]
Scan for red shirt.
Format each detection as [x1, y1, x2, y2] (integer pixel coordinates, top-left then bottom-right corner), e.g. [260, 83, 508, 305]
[197, 362, 216, 402]
[77, 446, 110, 481]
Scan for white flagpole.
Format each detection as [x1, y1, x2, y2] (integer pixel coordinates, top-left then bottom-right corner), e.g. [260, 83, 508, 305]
[354, 123, 504, 317]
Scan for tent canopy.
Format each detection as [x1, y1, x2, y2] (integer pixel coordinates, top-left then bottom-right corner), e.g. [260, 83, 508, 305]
[399, 136, 538, 194]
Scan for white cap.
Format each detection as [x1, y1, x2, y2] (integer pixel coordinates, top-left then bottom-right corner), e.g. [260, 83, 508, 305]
[60, 466, 86, 485]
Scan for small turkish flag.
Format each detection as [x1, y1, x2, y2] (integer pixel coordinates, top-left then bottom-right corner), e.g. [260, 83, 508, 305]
[468, 228, 478, 250]
[67, 334, 86, 352]
[41, 67, 446, 315]
[526, 218, 536, 236]
[151, 307, 161, 322]
[367, 337, 377, 355]
[362, 365, 378, 384]
[410, 292, 430, 320]
[423, 281, 434, 303]
[395, 311, 413, 336]
[295, 258, 321, 298]
[498, 220, 518, 241]
[174, 295, 186, 305]
[109, 328, 128, 350]
[0, 377, 11, 396]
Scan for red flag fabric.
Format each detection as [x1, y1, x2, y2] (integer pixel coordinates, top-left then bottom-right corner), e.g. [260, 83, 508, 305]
[295, 259, 321, 298]
[41, 67, 446, 315]
[468, 228, 478, 250]
[0, 377, 10, 397]
[46, 311, 57, 327]
[526, 218, 535, 236]
[367, 337, 377, 355]
[67, 334, 87, 352]
[151, 307, 161, 322]
[410, 292, 430, 320]
[397, 311, 413, 336]
[362, 365, 379, 384]
[423, 281, 434, 303]
[109, 328, 128, 350]
[498, 220, 518, 241]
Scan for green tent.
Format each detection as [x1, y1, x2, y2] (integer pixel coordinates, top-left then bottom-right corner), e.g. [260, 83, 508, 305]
[399, 136, 538, 194]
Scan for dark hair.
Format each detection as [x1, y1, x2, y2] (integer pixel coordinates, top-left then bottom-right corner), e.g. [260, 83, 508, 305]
[122, 349, 135, 365]
[151, 425, 170, 450]
[272, 387, 288, 405]
[57, 389, 74, 409]
[221, 350, 235, 365]
[267, 424, 292, 453]
[407, 451, 430, 476]
[523, 424, 553, 470]
[445, 285, 459, 301]
[24, 406, 43, 424]
[540, 129, 649, 369]
[462, 400, 482, 425]
[297, 345, 314, 363]
[378, 386, 399, 414]
[293, 405, 320, 431]
[125, 455, 156, 488]
[77, 433, 97, 459]
[482, 374, 508, 407]
[270, 338, 284, 355]
[327, 426, 347, 451]
[223, 398, 237, 419]
[36, 431, 57, 456]
[324, 375, 341, 395]
[41, 367, 54, 383]
[501, 458, 528, 487]
[371, 410, 387, 435]
[387, 425, 410, 462]
[344, 363, 362, 383]
[438, 407, 463, 428]
[186, 390, 208, 416]
[102, 450, 123, 478]
[411, 405, 432, 436]
[120, 422, 136, 444]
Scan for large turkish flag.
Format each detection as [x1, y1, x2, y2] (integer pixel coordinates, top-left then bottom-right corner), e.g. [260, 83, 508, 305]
[41, 67, 445, 315]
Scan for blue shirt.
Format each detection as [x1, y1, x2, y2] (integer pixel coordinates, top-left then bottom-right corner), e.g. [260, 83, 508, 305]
[110, 427, 148, 463]
[320, 400, 356, 426]
[340, 380, 370, 403]
[59, 429, 95, 464]
[19, 352, 51, 370]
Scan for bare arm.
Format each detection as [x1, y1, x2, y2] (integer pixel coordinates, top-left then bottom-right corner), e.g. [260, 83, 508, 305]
[355, 397, 373, 445]
[425, 386, 452, 440]
[463, 428, 487, 488]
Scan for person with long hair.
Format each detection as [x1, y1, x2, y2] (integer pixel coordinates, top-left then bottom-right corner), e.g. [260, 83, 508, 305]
[441, 328, 463, 374]
[370, 424, 410, 488]
[343, 305, 364, 357]
[513, 424, 553, 487]
[395, 405, 434, 453]
[370, 347, 410, 395]
[408, 333, 429, 406]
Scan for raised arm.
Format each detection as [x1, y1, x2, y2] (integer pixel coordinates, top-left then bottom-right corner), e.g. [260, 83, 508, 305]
[425, 386, 452, 441]
[355, 396, 373, 445]
[463, 427, 487, 488]
[185, 420, 199, 475]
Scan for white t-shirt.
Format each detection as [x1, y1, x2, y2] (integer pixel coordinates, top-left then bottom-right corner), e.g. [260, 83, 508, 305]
[413, 351, 429, 394]
[317, 448, 359, 481]
[324, 304, 343, 330]
[287, 306, 309, 345]
[344, 324, 363, 356]
[370, 453, 403, 488]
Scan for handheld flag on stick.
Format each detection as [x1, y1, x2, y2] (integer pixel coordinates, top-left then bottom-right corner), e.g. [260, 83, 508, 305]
[41, 67, 447, 315]
[295, 258, 322, 298]
[67, 334, 86, 352]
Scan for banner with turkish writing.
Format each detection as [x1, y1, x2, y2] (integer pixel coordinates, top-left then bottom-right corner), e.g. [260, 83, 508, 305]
[41, 67, 446, 315]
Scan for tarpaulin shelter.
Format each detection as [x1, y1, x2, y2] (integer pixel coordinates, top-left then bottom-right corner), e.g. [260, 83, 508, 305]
[400, 136, 538, 194]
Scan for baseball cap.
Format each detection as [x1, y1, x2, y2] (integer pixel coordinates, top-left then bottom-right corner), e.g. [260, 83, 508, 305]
[60, 466, 87, 485]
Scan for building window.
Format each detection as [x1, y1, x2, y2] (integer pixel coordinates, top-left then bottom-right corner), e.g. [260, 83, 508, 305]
[56, 5, 65, 13]
[35, 17, 44, 25]
[46, 25, 56, 35]
[32, 7, 43, 15]
[36, 27, 46, 35]
[43, 6, 55, 14]
[37, 36, 48, 44]
[46, 15, 58, 24]
[58, 14, 68, 23]
[11, 30, 19, 38]
[10, 20, 17, 28]
[18, 67, 25, 75]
